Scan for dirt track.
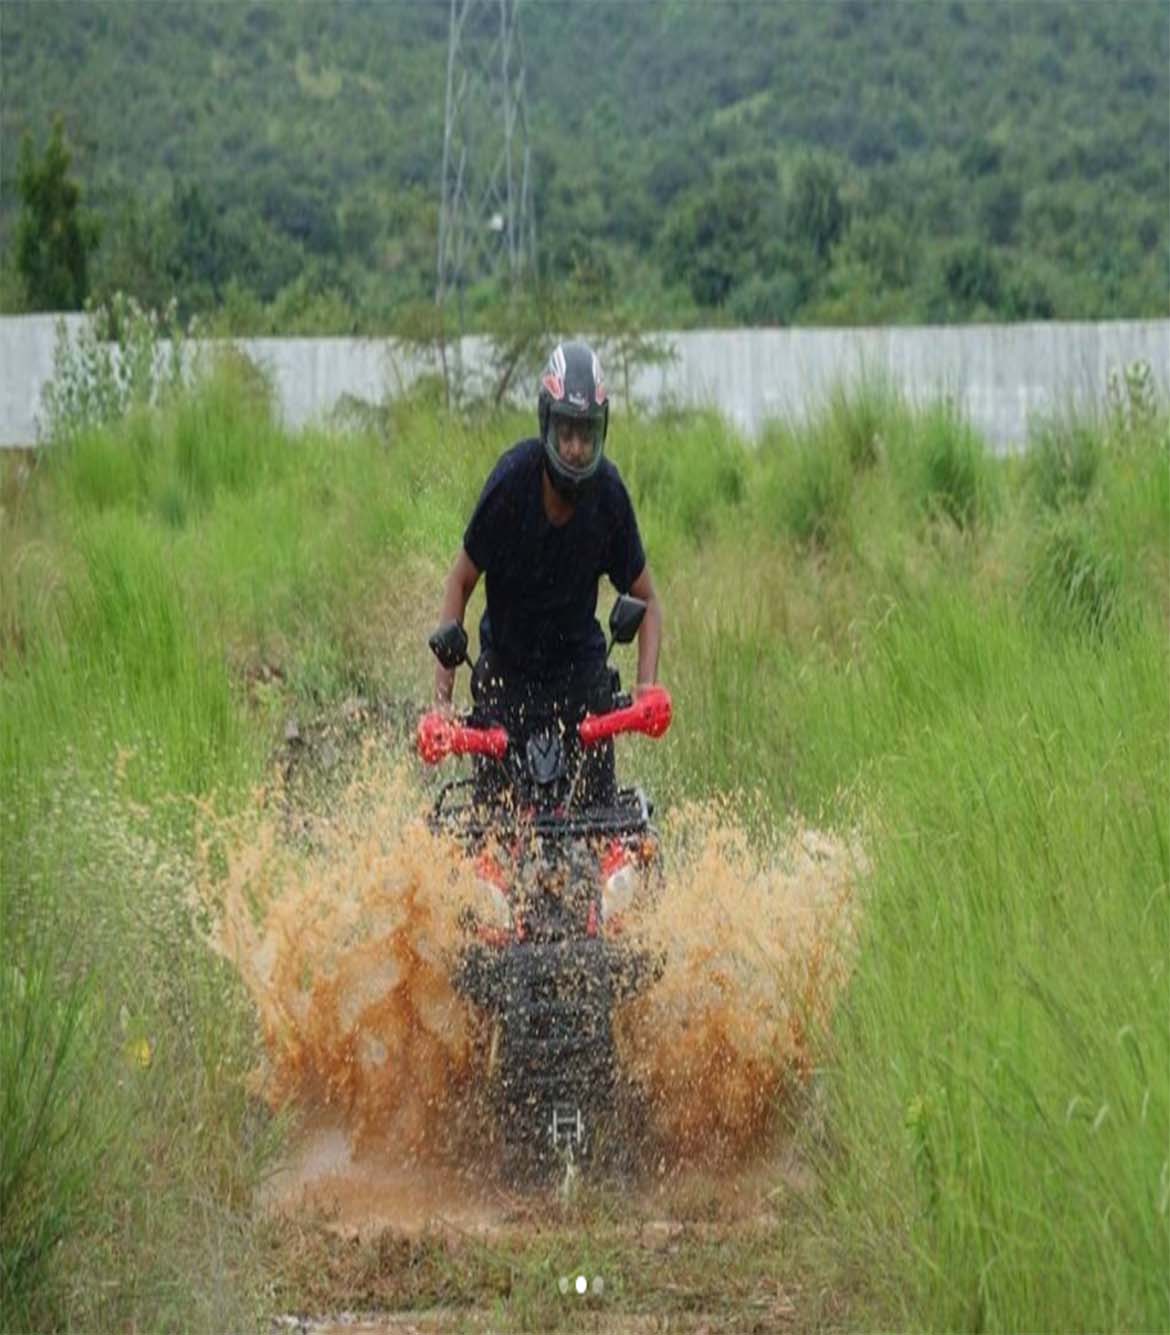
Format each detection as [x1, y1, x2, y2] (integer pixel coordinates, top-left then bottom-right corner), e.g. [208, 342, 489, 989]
[265, 1124, 823, 1333]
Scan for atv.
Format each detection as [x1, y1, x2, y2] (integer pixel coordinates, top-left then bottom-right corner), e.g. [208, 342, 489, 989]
[416, 596, 672, 1183]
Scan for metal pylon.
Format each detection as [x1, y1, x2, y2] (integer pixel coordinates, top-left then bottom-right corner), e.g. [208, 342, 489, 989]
[436, 0, 536, 330]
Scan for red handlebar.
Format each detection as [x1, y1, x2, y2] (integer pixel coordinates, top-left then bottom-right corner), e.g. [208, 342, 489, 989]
[417, 685, 673, 764]
[416, 712, 509, 764]
[579, 685, 673, 746]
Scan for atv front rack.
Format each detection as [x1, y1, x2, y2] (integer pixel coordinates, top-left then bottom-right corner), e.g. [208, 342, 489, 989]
[430, 781, 653, 841]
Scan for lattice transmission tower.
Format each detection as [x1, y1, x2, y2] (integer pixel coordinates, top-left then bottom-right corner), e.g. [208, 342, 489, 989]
[436, 0, 537, 329]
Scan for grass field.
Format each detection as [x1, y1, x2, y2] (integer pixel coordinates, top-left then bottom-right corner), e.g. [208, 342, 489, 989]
[2, 347, 1166, 1332]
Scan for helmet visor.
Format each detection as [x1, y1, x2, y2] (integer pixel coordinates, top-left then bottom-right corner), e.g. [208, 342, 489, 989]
[549, 413, 604, 476]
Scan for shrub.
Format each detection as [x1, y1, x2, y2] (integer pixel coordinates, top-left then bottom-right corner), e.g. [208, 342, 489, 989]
[727, 272, 806, 326]
[40, 294, 191, 445]
[761, 422, 853, 549]
[1105, 359, 1160, 445]
[823, 376, 902, 472]
[1024, 415, 1101, 510]
[624, 412, 747, 544]
[172, 348, 279, 506]
[915, 402, 993, 531]
[938, 240, 1002, 313]
[1026, 511, 1123, 638]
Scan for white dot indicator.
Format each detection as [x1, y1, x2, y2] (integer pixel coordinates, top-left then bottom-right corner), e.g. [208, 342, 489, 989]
[592, 1275, 605, 1296]
[575, 1275, 587, 1295]
[558, 1276, 569, 1295]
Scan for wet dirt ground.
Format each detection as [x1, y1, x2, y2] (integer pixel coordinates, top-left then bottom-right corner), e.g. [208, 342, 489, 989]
[262, 1118, 817, 1242]
[264, 1120, 821, 1334]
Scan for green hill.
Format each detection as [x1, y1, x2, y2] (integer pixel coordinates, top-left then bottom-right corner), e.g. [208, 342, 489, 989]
[2, 0, 1166, 328]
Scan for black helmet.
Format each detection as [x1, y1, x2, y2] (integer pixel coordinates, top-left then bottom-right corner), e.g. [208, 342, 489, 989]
[537, 340, 609, 501]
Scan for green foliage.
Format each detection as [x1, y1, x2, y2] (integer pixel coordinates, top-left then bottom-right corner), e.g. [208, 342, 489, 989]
[823, 375, 902, 472]
[1001, 257, 1057, 319]
[660, 162, 783, 308]
[0, 950, 102, 1329]
[621, 409, 746, 550]
[759, 421, 854, 549]
[810, 607, 1168, 1331]
[0, 770, 281, 1332]
[913, 401, 994, 530]
[1025, 414, 1102, 510]
[3, 3, 1166, 328]
[788, 157, 847, 263]
[936, 239, 1003, 316]
[727, 272, 807, 326]
[40, 293, 190, 445]
[1026, 510, 1124, 638]
[844, 214, 917, 291]
[1106, 358, 1161, 441]
[591, 311, 679, 415]
[14, 118, 99, 311]
[978, 176, 1023, 246]
[171, 349, 280, 506]
[89, 191, 176, 314]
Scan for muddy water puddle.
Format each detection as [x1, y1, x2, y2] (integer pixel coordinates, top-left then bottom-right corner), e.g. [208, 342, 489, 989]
[263, 1118, 809, 1242]
[261, 1123, 508, 1237]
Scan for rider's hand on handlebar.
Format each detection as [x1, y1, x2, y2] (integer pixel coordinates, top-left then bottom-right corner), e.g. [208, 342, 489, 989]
[632, 681, 658, 702]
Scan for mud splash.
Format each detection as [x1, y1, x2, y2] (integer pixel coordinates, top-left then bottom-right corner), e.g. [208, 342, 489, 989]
[200, 758, 858, 1202]
[201, 764, 487, 1158]
[617, 801, 857, 1163]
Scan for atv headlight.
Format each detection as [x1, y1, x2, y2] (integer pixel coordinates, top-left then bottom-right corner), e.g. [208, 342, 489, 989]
[601, 840, 638, 925]
[474, 851, 513, 930]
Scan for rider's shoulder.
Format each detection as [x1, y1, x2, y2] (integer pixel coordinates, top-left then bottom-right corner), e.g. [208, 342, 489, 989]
[597, 456, 634, 506]
[497, 437, 543, 477]
[478, 438, 541, 493]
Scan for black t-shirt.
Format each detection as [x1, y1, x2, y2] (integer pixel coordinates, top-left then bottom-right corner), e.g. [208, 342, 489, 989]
[463, 438, 646, 680]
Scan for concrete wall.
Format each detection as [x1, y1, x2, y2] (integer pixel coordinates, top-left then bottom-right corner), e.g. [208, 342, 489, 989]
[3, 315, 1167, 450]
[0, 313, 87, 449]
[629, 322, 1170, 444]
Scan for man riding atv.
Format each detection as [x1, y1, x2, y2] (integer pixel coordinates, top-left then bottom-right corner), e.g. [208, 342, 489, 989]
[425, 341, 667, 1180]
[433, 339, 663, 805]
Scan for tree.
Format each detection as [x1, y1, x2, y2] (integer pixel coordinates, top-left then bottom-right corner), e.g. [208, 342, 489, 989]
[90, 189, 174, 312]
[167, 181, 228, 302]
[15, 118, 99, 310]
[659, 162, 781, 309]
[980, 178, 1022, 247]
[938, 241, 1003, 314]
[788, 158, 846, 264]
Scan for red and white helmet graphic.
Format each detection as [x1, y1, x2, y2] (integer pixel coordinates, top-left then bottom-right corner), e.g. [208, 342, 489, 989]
[541, 344, 567, 401]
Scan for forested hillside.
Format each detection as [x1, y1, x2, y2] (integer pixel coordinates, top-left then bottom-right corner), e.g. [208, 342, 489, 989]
[2, 0, 1166, 330]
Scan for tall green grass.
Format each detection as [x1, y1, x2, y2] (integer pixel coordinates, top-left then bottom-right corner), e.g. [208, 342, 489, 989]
[2, 350, 1166, 1330]
[1, 946, 102, 1328]
[803, 596, 1168, 1330]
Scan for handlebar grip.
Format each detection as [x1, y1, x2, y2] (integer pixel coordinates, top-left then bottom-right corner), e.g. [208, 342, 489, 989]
[417, 712, 509, 764]
[579, 685, 673, 747]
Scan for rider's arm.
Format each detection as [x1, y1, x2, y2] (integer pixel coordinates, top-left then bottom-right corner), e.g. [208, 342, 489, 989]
[628, 564, 662, 695]
[435, 547, 481, 707]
